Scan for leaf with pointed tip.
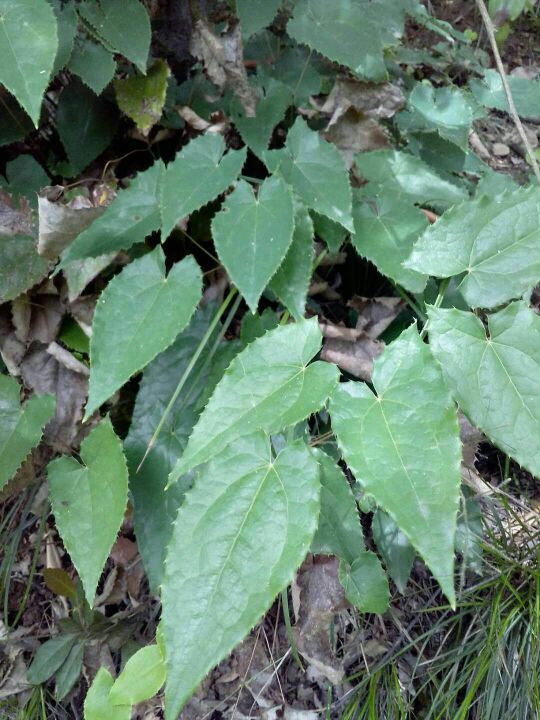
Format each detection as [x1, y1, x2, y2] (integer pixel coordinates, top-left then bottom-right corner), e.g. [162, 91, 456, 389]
[0, 235, 49, 303]
[51, 0, 77, 75]
[212, 176, 294, 310]
[338, 552, 389, 613]
[237, 0, 281, 38]
[27, 634, 77, 685]
[68, 38, 116, 95]
[59, 162, 163, 267]
[161, 134, 246, 240]
[47, 417, 128, 605]
[352, 192, 428, 294]
[269, 203, 314, 320]
[55, 641, 84, 700]
[86, 247, 202, 418]
[406, 186, 540, 309]
[0, 375, 55, 491]
[170, 317, 339, 480]
[0, 0, 58, 125]
[77, 0, 151, 73]
[110, 644, 165, 705]
[428, 302, 540, 480]
[312, 212, 347, 253]
[330, 326, 461, 606]
[232, 80, 291, 158]
[270, 118, 353, 231]
[163, 433, 320, 718]
[372, 509, 414, 593]
[84, 668, 130, 720]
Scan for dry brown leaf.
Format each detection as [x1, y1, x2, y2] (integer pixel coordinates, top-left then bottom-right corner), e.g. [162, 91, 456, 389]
[348, 296, 404, 339]
[177, 106, 228, 134]
[318, 78, 405, 123]
[321, 336, 382, 381]
[325, 111, 389, 167]
[0, 191, 32, 236]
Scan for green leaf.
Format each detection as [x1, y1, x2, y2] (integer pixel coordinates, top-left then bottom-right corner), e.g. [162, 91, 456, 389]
[372, 509, 415, 594]
[311, 450, 364, 563]
[163, 432, 320, 718]
[237, 0, 281, 38]
[0, 90, 33, 147]
[0, 0, 58, 125]
[352, 192, 428, 294]
[42, 568, 77, 598]
[169, 317, 339, 480]
[1, 155, 49, 204]
[428, 302, 540, 481]
[160, 134, 246, 240]
[68, 38, 117, 95]
[27, 634, 77, 685]
[64, 253, 116, 302]
[59, 162, 163, 266]
[240, 307, 279, 344]
[85, 247, 202, 418]
[0, 375, 55, 491]
[312, 212, 347, 253]
[114, 60, 170, 135]
[56, 80, 118, 177]
[455, 492, 483, 574]
[47, 417, 129, 605]
[269, 203, 314, 320]
[84, 668, 130, 720]
[0, 235, 49, 302]
[50, 0, 78, 75]
[110, 644, 165, 705]
[55, 641, 84, 700]
[270, 117, 353, 231]
[470, 69, 540, 120]
[272, 46, 321, 105]
[125, 305, 218, 592]
[406, 186, 540, 309]
[231, 80, 291, 158]
[212, 176, 295, 310]
[338, 552, 390, 613]
[330, 326, 461, 606]
[356, 150, 468, 210]
[78, 0, 151, 73]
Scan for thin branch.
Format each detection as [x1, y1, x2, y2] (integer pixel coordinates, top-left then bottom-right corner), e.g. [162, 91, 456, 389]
[474, 0, 540, 184]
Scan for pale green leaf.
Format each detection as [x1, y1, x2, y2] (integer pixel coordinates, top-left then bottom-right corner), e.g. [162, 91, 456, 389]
[406, 186, 540, 309]
[330, 326, 461, 605]
[56, 80, 118, 176]
[338, 552, 390, 613]
[78, 0, 151, 74]
[86, 247, 202, 418]
[47, 417, 129, 605]
[68, 38, 116, 95]
[64, 254, 116, 302]
[170, 317, 339, 480]
[110, 645, 165, 705]
[212, 176, 295, 310]
[311, 450, 364, 563]
[163, 433, 320, 718]
[0, 375, 55, 491]
[470, 69, 540, 120]
[55, 641, 84, 700]
[372, 509, 415, 593]
[352, 192, 428, 294]
[59, 161, 163, 266]
[84, 668, 130, 720]
[114, 60, 170, 135]
[237, 0, 281, 38]
[232, 80, 291, 158]
[160, 134, 246, 240]
[27, 634, 77, 685]
[270, 117, 353, 231]
[356, 150, 468, 210]
[0, 235, 49, 303]
[428, 302, 540, 480]
[0, 0, 58, 125]
[269, 203, 314, 320]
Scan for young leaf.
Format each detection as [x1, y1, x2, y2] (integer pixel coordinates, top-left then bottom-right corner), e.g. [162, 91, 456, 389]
[428, 302, 540, 480]
[330, 325, 461, 606]
[169, 317, 339, 480]
[311, 450, 365, 563]
[77, 0, 151, 74]
[68, 38, 117, 95]
[59, 162, 163, 266]
[114, 60, 170, 136]
[0, 0, 58, 125]
[0, 375, 55, 491]
[109, 644, 165, 705]
[84, 668, 130, 720]
[47, 417, 129, 605]
[406, 186, 540, 309]
[160, 134, 246, 240]
[27, 634, 77, 685]
[212, 176, 295, 310]
[372, 509, 415, 593]
[162, 432, 320, 718]
[269, 203, 314, 320]
[55, 641, 84, 700]
[338, 552, 390, 614]
[352, 192, 428, 294]
[85, 247, 202, 418]
[237, 0, 281, 38]
[270, 117, 353, 231]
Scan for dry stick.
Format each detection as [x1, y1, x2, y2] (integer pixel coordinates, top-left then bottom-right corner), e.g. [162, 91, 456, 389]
[474, 0, 540, 184]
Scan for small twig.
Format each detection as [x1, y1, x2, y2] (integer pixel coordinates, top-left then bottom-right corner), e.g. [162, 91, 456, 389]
[474, 0, 540, 184]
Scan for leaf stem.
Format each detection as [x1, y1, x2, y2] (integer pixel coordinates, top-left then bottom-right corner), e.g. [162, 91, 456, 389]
[281, 587, 305, 671]
[137, 287, 238, 471]
[420, 277, 450, 340]
[391, 282, 427, 322]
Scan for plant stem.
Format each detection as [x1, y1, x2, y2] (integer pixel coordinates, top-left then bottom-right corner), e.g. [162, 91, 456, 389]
[281, 587, 305, 671]
[391, 282, 427, 322]
[137, 287, 238, 471]
[475, 0, 540, 184]
[420, 277, 450, 340]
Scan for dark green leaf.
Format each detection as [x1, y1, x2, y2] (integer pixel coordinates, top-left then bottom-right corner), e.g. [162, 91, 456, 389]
[55, 642, 84, 700]
[27, 634, 77, 685]
[68, 38, 117, 95]
[338, 552, 390, 613]
[372, 509, 415, 593]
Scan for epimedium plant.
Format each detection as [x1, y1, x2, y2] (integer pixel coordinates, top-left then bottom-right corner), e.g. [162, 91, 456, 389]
[1, 0, 539, 718]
